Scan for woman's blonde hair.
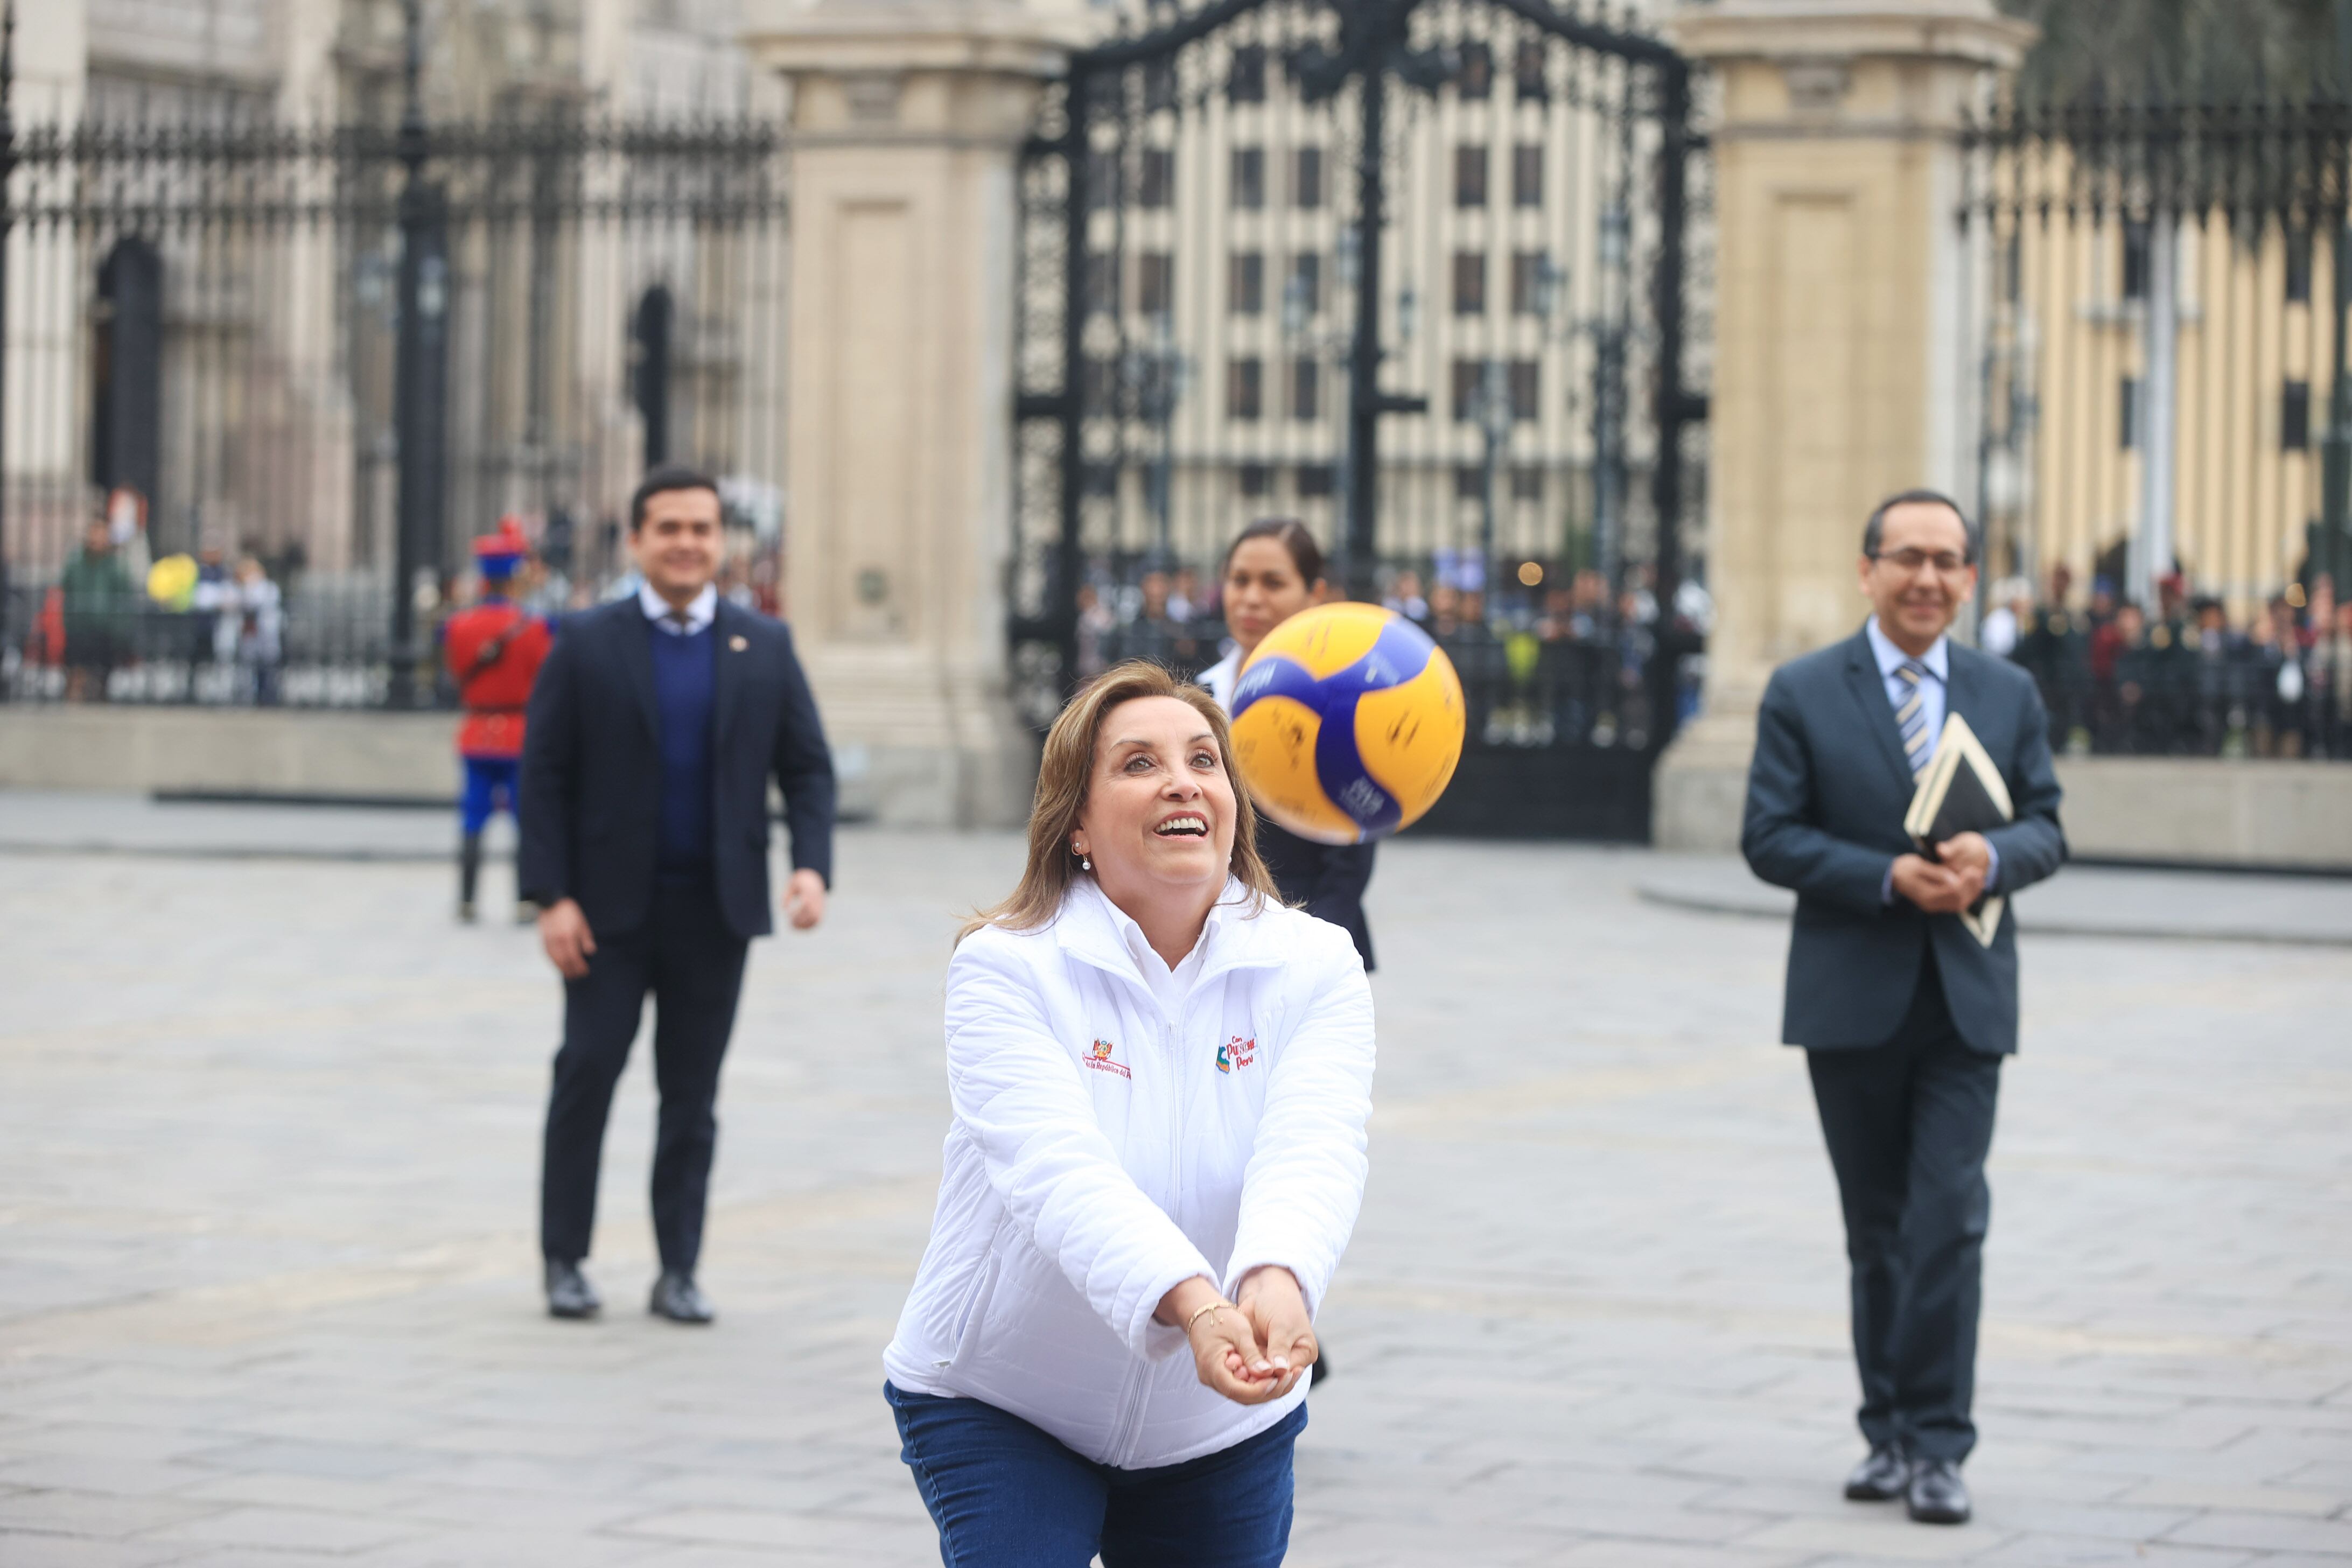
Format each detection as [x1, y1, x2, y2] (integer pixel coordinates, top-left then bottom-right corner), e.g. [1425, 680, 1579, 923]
[960, 659, 1280, 943]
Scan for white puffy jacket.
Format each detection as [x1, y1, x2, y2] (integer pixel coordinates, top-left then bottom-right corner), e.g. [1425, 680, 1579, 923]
[883, 876, 1376, 1469]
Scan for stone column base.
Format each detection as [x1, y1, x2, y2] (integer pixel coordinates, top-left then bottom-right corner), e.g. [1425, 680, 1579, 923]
[1651, 709, 1758, 853]
[804, 647, 1036, 830]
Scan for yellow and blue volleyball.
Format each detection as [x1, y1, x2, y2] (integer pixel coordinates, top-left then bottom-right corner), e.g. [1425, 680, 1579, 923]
[1228, 602, 1465, 844]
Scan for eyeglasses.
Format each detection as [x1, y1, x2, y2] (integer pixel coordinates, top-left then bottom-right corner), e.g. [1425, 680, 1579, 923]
[1868, 548, 1972, 577]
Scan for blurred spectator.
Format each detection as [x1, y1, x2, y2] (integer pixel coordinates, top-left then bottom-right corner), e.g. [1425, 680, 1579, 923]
[1383, 570, 1430, 624]
[1428, 582, 1462, 638]
[1979, 577, 2032, 657]
[1168, 567, 1202, 624]
[2188, 598, 2239, 753]
[2316, 597, 2352, 757]
[61, 516, 135, 702]
[230, 556, 285, 705]
[1075, 583, 1113, 679]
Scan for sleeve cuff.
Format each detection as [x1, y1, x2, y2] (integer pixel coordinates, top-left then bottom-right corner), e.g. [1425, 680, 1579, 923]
[1881, 860, 1898, 907]
[1984, 843, 2001, 895]
[1222, 1254, 1325, 1321]
[1130, 1264, 1216, 1362]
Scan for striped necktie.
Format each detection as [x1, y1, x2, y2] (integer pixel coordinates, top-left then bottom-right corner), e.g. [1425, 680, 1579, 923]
[1893, 659, 1933, 779]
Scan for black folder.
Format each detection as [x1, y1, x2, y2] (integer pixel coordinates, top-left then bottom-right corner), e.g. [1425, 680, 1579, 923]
[1901, 712, 2013, 947]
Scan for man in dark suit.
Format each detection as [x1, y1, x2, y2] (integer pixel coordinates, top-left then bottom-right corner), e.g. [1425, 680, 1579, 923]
[1742, 491, 2066, 1525]
[520, 465, 835, 1325]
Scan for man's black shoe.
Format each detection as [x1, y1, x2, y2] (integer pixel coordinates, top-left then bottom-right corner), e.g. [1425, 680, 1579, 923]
[1906, 1459, 1971, 1524]
[1843, 1443, 1909, 1501]
[545, 1258, 600, 1320]
[649, 1271, 715, 1325]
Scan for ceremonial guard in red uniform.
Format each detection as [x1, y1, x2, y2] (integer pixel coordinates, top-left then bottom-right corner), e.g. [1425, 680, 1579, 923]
[444, 519, 555, 921]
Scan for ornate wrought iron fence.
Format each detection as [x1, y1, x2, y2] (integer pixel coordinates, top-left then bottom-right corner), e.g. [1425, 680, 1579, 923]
[1008, 0, 1709, 838]
[0, 22, 787, 709]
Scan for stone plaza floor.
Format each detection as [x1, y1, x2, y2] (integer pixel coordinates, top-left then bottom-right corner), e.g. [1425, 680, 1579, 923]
[2, 801, 2348, 1566]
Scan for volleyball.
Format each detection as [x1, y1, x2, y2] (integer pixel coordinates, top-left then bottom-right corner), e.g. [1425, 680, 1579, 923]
[1227, 602, 1466, 845]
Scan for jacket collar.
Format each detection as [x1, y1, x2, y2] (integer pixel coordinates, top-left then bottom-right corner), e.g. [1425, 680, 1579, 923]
[1053, 876, 1285, 1000]
[1842, 622, 1925, 797]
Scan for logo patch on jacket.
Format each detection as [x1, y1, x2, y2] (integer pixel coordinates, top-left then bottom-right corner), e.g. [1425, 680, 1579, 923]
[1083, 1038, 1131, 1080]
[1215, 1035, 1257, 1074]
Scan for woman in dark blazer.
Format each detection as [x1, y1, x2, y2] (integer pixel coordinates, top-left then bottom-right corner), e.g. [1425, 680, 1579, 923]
[1197, 519, 1376, 971]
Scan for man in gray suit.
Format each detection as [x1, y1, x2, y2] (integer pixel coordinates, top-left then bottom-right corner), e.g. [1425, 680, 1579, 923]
[1743, 491, 2067, 1525]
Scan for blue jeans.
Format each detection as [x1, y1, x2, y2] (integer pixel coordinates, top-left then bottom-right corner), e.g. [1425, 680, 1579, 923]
[885, 1382, 1304, 1568]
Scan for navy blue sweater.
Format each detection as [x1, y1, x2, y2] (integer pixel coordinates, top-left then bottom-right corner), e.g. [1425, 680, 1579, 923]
[647, 619, 717, 878]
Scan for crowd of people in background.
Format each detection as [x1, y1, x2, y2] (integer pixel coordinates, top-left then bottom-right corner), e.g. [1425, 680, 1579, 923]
[23, 490, 2352, 764]
[17, 493, 788, 709]
[41, 509, 293, 704]
[1982, 565, 2352, 759]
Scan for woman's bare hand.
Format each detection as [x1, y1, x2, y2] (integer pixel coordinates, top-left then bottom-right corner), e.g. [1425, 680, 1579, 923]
[1235, 1265, 1317, 1399]
[1157, 1276, 1284, 1405]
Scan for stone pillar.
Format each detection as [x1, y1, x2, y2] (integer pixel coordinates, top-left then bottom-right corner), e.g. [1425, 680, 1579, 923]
[1652, 0, 2034, 851]
[740, 0, 1089, 828]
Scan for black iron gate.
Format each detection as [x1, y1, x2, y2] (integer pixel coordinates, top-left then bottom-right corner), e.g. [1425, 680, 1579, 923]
[1009, 0, 1706, 838]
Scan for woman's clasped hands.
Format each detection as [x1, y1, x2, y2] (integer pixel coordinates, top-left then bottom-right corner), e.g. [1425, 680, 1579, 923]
[1157, 1269, 1318, 1405]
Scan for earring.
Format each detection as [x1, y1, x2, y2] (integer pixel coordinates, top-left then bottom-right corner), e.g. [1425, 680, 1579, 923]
[1074, 843, 1090, 872]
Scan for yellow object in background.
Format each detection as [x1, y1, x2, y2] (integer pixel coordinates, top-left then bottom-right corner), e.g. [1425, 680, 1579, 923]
[148, 554, 199, 610]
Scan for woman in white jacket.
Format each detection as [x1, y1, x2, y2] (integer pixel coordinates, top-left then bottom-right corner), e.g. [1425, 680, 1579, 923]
[883, 659, 1376, 1566]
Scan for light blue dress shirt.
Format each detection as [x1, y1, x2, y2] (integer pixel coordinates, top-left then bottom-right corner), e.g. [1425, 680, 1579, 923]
[1866, 617, 1998, 901]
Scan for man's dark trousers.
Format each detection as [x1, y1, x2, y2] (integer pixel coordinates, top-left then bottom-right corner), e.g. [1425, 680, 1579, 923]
[1805, 956, 2000, 1462]
[1742, 623, 2066, 1466]
[541, 879, 747, 1273]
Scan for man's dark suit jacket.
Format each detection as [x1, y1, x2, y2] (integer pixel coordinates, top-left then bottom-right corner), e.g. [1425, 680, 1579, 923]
[519, 596, 836, 942]
[1741, 624, 2067, 1056]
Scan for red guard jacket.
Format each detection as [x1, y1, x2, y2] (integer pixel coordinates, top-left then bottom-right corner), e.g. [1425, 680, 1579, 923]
[444, 599, 552, 759]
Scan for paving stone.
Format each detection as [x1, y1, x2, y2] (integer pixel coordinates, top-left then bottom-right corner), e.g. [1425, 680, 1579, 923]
[2, 818, 2347, 1565]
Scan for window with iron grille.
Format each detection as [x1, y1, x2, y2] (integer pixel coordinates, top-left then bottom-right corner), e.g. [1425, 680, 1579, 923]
[1509, 359, 1539, 421]
[1514, 39, 1548, 101]
[1454, 464, 1486, 501]
[1239, 463, 1272, 498]
[1228, 45, 1268, 104]
[1452, 250, 1487, 316]
[1510, 250, 1545, 315]
[1085, 155, 1122, 212]
[1229, 357, 1264, 421]
[1137, 252, 1174, 317]
[1229, 251, 1265, 315]
[2119, 376, 2140, 449]
[2122, 222, 2148, 300]
[1456, 42, 1493, 100]
[1143, 60, 1178, 114]
[1083, 357, 1117, 410]
[1140, 148, 1175, 209]
[1512, 464, 1546, 502]
[2284, 379, 2312, 450]
[2287, 230, 2314, 305]
[1086, 251, 1118, 315]
[1294, 146, 1325, 210]
[1290, 253, 1322, 314]
[1451, 359, 1484, 421]
[1512, 144, 1543, 208]
[1296, 464, 1335, 498]
[1231, 147, 1266, 210]
[1292, 358, 1321, 421]
[1454, 144, 1488, 208]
